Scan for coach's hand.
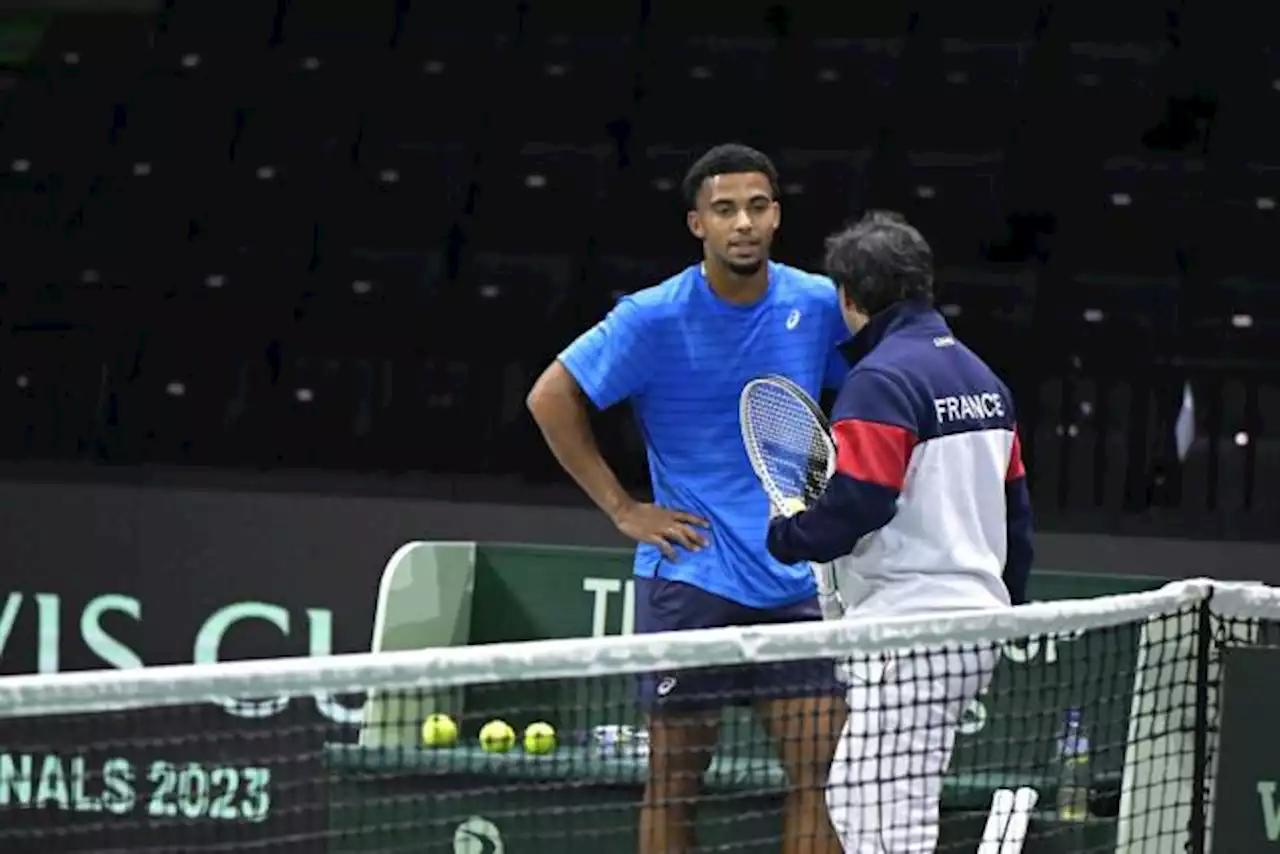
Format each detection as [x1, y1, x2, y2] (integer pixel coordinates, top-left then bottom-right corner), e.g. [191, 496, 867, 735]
[613, 502, 709, 560]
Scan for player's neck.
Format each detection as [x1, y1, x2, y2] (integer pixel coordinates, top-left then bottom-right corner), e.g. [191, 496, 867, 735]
[702, 259, 770, 305]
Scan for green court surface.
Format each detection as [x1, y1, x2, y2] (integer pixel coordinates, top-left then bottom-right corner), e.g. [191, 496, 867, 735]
[322, 744, 1116, 853]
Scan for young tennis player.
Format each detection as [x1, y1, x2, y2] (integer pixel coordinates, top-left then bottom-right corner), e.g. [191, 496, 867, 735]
[766, 211, 1034, 853]
[527, 143, 848, 854]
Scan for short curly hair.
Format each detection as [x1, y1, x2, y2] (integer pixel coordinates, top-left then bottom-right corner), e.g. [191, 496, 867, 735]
[681, 143, 780, 209]
[823, 211, 934, 315]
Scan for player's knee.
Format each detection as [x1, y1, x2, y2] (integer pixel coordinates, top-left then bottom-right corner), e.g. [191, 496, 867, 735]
[762, 695, 846, 785]
[646, 713, 717, 794]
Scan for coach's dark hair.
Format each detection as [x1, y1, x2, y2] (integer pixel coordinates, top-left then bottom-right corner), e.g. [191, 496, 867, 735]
[823, 210, 934, 315]
[681, 143, 780, 209]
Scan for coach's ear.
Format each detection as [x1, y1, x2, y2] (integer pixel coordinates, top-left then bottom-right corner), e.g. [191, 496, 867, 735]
[687, 209, 705, 240]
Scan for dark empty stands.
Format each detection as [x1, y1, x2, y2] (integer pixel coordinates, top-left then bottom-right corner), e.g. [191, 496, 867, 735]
[0, 0, 1275, 529]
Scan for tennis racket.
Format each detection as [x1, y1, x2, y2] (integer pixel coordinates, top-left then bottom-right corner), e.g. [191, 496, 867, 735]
[739, 375, 844, 619]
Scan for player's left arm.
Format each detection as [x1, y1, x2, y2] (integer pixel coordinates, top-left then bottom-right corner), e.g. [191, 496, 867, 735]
[1003, 421, 1034, 605]
[767, 369, 918, 565]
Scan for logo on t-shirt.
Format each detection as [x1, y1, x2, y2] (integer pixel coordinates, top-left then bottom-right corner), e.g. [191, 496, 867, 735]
[785, 309, 801, 330]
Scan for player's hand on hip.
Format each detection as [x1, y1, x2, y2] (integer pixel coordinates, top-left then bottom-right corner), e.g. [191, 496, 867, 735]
[613, 502, 709, 560]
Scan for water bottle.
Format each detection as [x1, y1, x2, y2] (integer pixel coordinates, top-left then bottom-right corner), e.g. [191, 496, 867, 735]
[1056, 708, 1091, 821]
[588, 725, 650, 759]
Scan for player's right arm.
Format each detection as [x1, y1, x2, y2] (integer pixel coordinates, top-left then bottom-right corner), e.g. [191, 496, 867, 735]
[526, 298, 708, 559]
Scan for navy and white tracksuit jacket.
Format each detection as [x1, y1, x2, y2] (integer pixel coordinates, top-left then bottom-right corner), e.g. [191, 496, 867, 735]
[766, 300, 1033, 615]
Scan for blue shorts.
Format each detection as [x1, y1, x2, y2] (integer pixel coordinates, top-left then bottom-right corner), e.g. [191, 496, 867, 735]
[635, 577, 843, 712]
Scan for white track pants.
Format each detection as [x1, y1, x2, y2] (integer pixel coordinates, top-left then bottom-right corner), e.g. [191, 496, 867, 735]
[826, 646, 999, 854]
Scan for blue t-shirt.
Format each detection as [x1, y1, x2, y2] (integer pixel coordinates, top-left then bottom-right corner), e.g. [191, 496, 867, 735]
[558, 261, 848, 608]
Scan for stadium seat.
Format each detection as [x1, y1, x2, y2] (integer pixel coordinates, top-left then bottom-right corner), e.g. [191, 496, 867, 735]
[1051, 156, 1199, 285]
[364, 46, 502, 150]
[24, 12, 155, 75]
[635, 0, 788, 146]
[296, 251, 443, 357]
[165, 242, 306, 323]
[468, 144, 609, 256]
[1047, 0, 1181, 43]
[20, 228, 154, 338]
[934, 268, 1036, 381]
[153, 0, 280, 64]
[262, 256, 442, 468]
[923, 0, 1045, 41]
[1035, 158, 1189, 367]
[275, 0, 400, 64]
[14, 12, 150, 134]
[0, 145, 88, 267]
[643, 0, 789, 40]
[397, 0, 520, 39]
[198, 149, 323, 256]
[74, 154, 200, 260]
[632, 37, 782, 151]
[0, 324, 109, 462]
[774, 37, 901, 151]
[1023, 0, 1181, 160]
[113, 68, 239, 167]
[771, 148, 872, 267]
[456, 252, 579, 342]
[592, 146, 695, 263]
[527, 0, 643, 37]
[893, 152, 1011, 271]
[893, 41, 1028, 155]
[261, 345, 379, 469]
[1207, 41, 1280, 163]
[500, 35, 637, 147]
[233, 54, 362, 168]
[1186, 164, 1280, 355]
[0, 72, 118, 188]
[378, 355, 493, 474]
[786, 4, 915, 39]
[319, 141, 472, 256]
[114, 326, 261, 466]
[1027, 370, 1143, 515]
[111, 244, 304, 464]
[382, 2, 520, 148]
[1064, 46, 1173, 158]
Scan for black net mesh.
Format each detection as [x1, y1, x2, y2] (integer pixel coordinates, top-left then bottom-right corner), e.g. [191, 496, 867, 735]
[0, 585, 1271, 853]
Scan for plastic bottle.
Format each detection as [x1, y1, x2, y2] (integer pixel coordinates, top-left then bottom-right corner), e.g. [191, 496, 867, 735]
[1056, 708, 1091, 821]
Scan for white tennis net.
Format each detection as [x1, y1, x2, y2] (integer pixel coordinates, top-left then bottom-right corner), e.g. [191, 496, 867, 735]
[0, 578, 1273, 853]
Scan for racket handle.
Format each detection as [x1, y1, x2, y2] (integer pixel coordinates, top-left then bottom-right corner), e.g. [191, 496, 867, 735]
[811, 561, 844, 619]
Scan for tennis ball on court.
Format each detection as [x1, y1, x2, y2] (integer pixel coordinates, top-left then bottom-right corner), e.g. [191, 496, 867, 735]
[421, 713, 458, 748]
[478, 719, 516, 753]
[523, 721, 557, 755]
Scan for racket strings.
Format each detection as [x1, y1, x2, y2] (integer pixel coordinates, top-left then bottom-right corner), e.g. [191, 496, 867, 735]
[743, 383, 832, 508]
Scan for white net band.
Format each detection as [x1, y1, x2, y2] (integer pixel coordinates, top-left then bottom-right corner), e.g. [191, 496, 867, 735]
[1, 577, 1264, 718]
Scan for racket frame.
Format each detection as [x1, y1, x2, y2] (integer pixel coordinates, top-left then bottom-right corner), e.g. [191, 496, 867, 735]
[739, 374, 844, 618]
[739, 374, 836, 517]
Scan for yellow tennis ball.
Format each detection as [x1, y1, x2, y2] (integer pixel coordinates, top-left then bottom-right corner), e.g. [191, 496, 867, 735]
[523, 721, 557, 755]
[421, 713, 458, 748]
[478, 719, 516, 753]
[778, 497, 806, 516]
